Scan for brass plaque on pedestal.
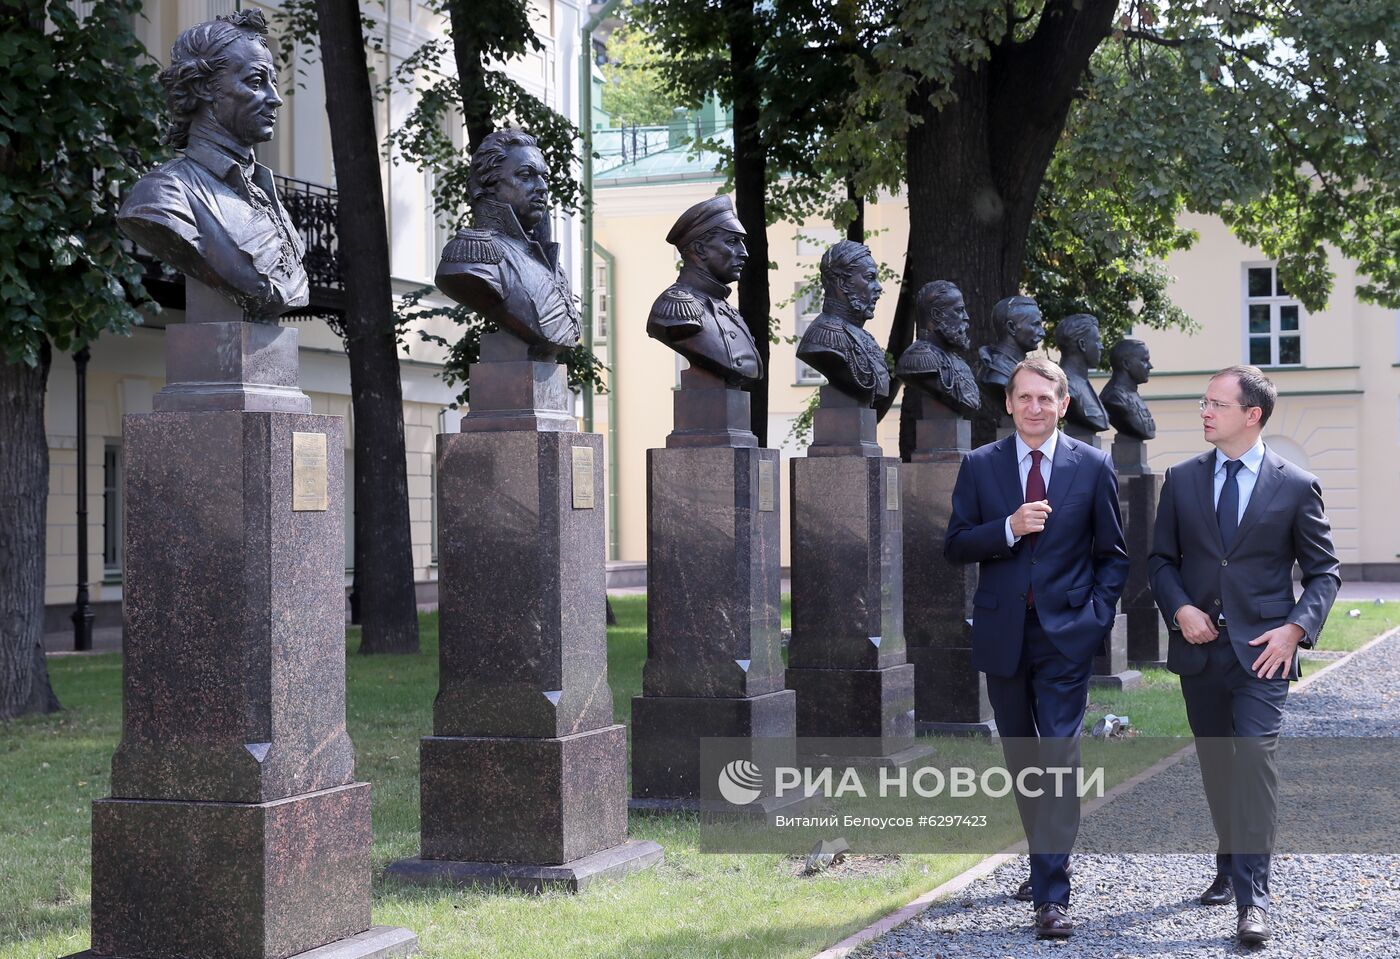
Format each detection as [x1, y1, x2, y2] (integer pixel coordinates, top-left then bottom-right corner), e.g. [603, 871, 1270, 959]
[758, 460, 775, 512]
[292, 432, 328, 511]
[886, 466, 899, 511]
[571, 446, 595, 509]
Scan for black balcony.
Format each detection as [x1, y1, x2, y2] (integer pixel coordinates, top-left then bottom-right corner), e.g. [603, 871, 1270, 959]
[133, 174, 346, 325]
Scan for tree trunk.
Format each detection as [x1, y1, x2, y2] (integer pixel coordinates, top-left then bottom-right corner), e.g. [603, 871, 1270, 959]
[901, 1, 1116, 449]
[0, 342, 61, 719]
[725, 0, 771, 447]
[845, 176, 864, 242]
[317, 0, 420, 655]
[447, 0, 495, 154]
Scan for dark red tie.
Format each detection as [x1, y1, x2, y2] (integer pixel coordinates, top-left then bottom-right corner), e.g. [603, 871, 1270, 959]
[1025, 449, 1045, 608]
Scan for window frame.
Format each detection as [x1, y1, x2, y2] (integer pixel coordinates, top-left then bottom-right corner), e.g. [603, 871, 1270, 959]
[1241, 262, 1305, 368]
[793, 282, 826, 386]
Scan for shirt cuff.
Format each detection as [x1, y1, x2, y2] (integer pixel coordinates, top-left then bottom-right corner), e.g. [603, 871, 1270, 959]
[1005, 516, 1019, 548]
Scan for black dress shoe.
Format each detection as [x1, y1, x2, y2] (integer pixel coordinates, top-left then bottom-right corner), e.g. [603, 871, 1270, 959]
[1013, 860, 1074, 902]
[1200, 873, 1235, 906]
[1034, 903, 1073, 940]
[1237, 905, 1270, 946]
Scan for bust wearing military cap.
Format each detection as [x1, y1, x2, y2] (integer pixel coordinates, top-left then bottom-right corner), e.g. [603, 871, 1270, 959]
[1100, 338, 1157, 440]
[647, 196, 762, 386]
[435, 129, 580, 357]
[896, 280, 980, 417]
[1056, 312, 1109, 433]
[796, 241, 889, 407]
[976, 295, 1045, 395]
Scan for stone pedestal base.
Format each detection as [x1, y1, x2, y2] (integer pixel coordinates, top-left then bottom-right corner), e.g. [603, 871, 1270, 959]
[1090, 615, 1142, 689]
[386, 840, 663, 894]
[89, 784, 377, 959]
[1064, 424, 1103, 449]
[907, 646, 996, 733]
[789, 449, 908, 762]
[417, 726, 626, 866]
[1118, 465, 1167, 666]
[1127, 607, 1168, 668]
[64, 927, 419, 959]
[787, 663, 916, 745]
[631, 689, 796, 802]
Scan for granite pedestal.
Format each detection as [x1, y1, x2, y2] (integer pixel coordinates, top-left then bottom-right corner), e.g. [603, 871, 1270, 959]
[1064, 427, 1141, 689]
[631, 368, 800, 810]
[787, 389, 925, 766]
[1090, 614, 1142, 690]
[83, 302, 415, 959]
[388, 334, 659, 892]
[1064, 423, 1102, 450]
[1114, 437, 1167, 666]
[903, 405, 995, 736]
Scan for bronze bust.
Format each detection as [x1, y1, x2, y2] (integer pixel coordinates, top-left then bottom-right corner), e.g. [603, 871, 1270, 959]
[1055, 312, 1109, 433]
[795, 240, 889, 406]
[1100, 338, 1157, 440]
[647, 196, 761, 386]
[117, 10, 307, 322]
[436, 129, 581, 357]
[896, 280, 980, 417]
[976, 295, 1044, 399]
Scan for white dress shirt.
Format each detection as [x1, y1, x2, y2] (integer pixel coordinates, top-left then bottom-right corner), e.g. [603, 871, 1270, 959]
[1004, 429, 1060, 547]
[1213, 437, 1266, 523]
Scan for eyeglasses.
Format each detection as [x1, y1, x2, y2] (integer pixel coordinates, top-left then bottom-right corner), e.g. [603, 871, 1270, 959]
[1198, 398, 1253, 412]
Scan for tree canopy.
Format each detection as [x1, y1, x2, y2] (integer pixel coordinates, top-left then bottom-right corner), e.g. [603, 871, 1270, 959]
[0, 0, 164, 367]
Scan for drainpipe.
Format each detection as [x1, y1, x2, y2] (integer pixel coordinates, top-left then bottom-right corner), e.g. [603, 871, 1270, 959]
[596, 243, 620, 560]
[579, 0, 623, 433]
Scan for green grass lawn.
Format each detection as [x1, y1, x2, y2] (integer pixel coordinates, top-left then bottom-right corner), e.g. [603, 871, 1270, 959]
[2, 597, 1393, 958]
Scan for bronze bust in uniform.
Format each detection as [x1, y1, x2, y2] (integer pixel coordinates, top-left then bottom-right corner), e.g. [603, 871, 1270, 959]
[647, 196, 761, 386]
[795, 240, 889, 407]
[436, 129, 580, 357]
[117, 10, 306, 322]
[1055, 312, 1109, 433]
[896, 280, 980, 417]
[976, 295, 1045, 401]
[1100, 338, 1157, 440]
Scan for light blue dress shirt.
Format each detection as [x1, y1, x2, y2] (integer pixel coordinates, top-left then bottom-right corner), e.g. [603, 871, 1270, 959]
[1004, 430, 1060, 547]
[1213, 437, 1267, 522]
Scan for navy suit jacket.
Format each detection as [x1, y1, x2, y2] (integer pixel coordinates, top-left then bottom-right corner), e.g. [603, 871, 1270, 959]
[944, 432, 1129, 678]
[1148, 447, 1340, 679]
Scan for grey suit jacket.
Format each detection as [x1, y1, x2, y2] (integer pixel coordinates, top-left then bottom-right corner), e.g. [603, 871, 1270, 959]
[1148, 446, 1340, 680]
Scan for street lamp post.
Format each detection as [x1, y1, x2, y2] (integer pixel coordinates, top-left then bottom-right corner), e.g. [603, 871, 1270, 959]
[71, 346, 95, 652]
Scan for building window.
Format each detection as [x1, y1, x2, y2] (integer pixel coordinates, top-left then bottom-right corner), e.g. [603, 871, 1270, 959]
[593, 262, 609, 342]
[794, 283, 825, 385]
[1243, 264, 1303, 367]
[102, 442, 122, 579]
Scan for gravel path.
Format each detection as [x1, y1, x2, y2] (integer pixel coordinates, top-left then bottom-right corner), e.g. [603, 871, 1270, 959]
[854, 625, 1400, 958]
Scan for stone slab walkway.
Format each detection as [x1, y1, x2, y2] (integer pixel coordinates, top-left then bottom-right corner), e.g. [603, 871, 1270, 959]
[852, 623, 1400, 958]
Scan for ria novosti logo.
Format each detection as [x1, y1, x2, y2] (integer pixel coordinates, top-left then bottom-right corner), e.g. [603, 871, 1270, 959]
[717, 759, 764, 805]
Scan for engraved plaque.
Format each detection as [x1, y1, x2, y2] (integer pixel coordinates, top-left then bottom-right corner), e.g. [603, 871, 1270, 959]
[571, 445, 595, 509]
[292, 432, 328, 511]
[758, 459, 775, 512]
[886, 465, 899, 511]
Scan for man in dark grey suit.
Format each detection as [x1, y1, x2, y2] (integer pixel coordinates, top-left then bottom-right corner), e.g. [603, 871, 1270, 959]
[1149, 365, 1339, 947]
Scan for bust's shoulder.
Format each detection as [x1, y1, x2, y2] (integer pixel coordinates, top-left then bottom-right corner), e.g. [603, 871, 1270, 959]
[441, 227, 504, 265]
[895, 340, 938, 374]
[799, 314, 849, 351]
[650, 283, 704, 322]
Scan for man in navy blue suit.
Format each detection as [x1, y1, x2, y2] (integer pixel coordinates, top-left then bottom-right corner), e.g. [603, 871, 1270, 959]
[945, 357, 1128, 940]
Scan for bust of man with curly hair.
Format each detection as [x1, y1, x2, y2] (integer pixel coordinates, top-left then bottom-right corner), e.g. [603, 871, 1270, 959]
[118, 10, 306, 322]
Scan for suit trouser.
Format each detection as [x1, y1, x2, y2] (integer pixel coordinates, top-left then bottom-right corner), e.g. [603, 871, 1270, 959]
[985, 608, 1092, 909]
[1179, 630, 1288, 911]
